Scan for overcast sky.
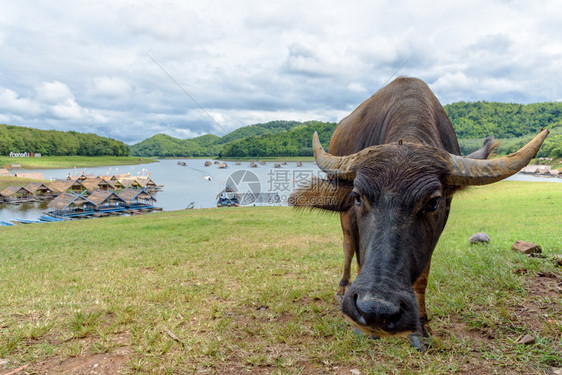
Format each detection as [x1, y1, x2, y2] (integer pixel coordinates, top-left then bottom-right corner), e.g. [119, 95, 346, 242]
[1, 1, 562, 144]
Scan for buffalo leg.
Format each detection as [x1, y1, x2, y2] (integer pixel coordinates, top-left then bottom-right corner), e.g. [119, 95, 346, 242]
[408, 263, 432, 351]
[336, 212, 355, 305]
[413, 262, 431, 336]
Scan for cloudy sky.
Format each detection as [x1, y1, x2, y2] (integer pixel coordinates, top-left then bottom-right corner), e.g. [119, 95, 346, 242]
[1, 1, 562, 144]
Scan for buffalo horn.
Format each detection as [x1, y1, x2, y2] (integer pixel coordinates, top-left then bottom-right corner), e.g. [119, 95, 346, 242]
[313, 132, 380, 180]
[447, 129, 549, 186]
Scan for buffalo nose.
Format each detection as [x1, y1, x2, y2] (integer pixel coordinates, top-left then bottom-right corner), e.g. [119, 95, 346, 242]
[353, 292, 402, 331]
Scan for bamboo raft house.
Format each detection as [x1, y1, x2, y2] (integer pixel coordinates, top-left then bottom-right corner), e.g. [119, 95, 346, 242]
[47, 193, 96, 218]
[119, 178, 144, 190]
[24, 182, 52, 200]
[0, 185, 34, 203]
[80, 178, 113, 192]
[87, 190, 127, 214]
[117, 188, 157, 210]
[48, 179, 87, 194]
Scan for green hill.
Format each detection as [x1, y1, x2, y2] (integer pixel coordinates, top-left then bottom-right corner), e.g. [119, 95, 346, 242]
[128, 120, 302, 157]
[129, 102, 562, 159]
[0, 124, 129, 156]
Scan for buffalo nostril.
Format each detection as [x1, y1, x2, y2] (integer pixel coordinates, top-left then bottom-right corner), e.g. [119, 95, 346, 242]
[352, 292, 368, 326]
[385, 320, 397, 331]
[354, 294, 402, 329]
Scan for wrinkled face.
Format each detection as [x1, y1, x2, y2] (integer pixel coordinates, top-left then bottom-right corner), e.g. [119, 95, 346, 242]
[340, 155, 453, 336]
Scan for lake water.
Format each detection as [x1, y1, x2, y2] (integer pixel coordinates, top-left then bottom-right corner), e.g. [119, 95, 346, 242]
[1, 159, 560, 222]
[0, 159, 322, 222]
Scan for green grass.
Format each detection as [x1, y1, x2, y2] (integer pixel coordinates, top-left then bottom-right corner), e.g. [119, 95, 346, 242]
[0, 155, 158, 169]
[0, 181, 560, 374]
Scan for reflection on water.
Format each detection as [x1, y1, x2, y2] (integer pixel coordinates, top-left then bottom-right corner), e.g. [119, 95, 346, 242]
[0, 201, 49, 221]
[0, 159, 559, 223]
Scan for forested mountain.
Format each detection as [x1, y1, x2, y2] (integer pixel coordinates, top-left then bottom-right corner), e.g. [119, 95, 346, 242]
[218, 121, 336, 157]
[128, 120, 302, 157]
[0, 124, 129, 156]
[214, 102, 562, 158]
[445, 101, 562, 138]
[217, 120, 301, 144]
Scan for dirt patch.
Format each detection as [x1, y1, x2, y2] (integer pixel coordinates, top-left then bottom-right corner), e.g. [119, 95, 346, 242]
[0, 333, 132, 375]
[26, 348, 131, 375]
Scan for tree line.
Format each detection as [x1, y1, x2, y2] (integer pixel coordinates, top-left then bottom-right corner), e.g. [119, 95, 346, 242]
[217, 102, 562, 158]
[0, 125, 129, 156]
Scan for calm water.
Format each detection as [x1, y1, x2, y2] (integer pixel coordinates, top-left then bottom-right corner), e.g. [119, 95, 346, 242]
[0, 159, 322, 222]
[0, 159, 560, 222]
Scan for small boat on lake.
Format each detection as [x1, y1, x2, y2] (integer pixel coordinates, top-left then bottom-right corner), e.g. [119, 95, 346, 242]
[204, 161, 212, 166]
[186, 201, 195, 209]
[216, 186, 240, 207]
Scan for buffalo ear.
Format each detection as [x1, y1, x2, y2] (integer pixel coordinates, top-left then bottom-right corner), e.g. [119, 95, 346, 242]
[288, 177, 354, 212]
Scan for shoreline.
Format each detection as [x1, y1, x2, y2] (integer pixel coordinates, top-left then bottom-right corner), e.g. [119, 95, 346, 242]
[0, 156, 159, 170]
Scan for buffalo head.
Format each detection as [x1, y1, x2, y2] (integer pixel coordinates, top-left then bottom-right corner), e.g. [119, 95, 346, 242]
[289, 129, 549, 338]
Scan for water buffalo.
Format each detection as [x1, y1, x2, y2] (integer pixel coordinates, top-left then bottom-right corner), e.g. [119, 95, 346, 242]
[289, 77, 548, 349]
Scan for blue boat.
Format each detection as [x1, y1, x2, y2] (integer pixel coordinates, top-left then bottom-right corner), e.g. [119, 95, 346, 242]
[0, 221, 14, 226]
[10, 218, 43, 224]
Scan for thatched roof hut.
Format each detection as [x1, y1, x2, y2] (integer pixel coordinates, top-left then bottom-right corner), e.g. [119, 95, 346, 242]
[87, 190, 127, 209]
[0, 185, 32, 198]
[119, 178, 143, 189]
[111, 174, 130, 180]
[117, 188, 156, 208]
[136, 177, 158, 190]
[24, 182, 52, 195]
[48, 180, 75, 194]
[47, 193, 96, 215]
[80, 178, 113, 192]
[49, 179, 86, 193]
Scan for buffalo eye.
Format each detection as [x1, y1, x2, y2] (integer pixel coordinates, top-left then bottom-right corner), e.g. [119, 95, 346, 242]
[423, 196, 441, 213]
[351, 192, 361, 206]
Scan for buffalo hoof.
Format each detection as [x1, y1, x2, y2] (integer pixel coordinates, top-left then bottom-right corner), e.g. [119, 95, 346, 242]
[353, 327, 380, 340]
[408, 333, 429, 352]
[335, 281, 351, 305]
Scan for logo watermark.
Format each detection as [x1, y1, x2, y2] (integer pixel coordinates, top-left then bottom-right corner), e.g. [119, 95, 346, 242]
[224, 167, 329, 206]
[9, 152, 41, 157]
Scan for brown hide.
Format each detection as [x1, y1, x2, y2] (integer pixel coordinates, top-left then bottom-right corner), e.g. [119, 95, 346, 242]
[328, 77, 461, 155]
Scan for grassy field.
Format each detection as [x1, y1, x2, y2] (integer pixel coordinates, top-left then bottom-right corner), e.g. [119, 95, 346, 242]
[0, 156, 158, 170]
[0, 181, 560, 374]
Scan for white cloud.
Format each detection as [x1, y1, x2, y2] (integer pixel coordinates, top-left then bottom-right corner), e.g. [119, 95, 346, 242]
[35, 81, 75, 104]
[0, 87, 41, 115]
[1, 0, 562, 143]
[91, 76, 131, 97]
